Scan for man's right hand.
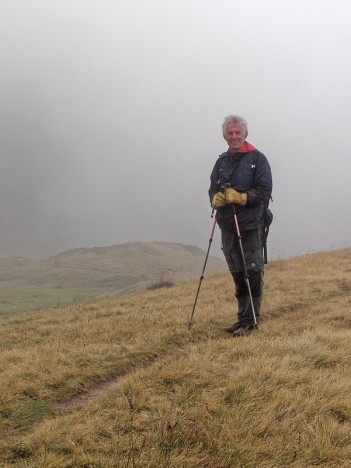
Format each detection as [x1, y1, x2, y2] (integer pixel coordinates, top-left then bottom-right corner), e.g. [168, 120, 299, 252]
[211, 192, 227, 209]
[225, 187, 248, 205]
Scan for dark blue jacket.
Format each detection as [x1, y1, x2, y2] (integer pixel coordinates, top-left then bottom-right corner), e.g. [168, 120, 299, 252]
[209, 148, 272, 232]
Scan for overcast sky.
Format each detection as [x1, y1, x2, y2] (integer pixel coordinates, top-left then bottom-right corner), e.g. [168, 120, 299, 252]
[1, 0, 350, 259]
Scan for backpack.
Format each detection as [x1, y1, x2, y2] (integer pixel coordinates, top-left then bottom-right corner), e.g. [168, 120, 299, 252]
[253, 151, 273, 264]
[262, 201, 273, 264]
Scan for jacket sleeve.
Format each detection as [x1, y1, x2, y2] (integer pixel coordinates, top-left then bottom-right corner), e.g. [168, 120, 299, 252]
[208, 157, 222, 203]
[246, 152, 272, 206]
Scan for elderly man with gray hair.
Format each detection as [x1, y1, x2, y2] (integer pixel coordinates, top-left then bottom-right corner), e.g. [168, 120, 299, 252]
[209, 115, 273, 336]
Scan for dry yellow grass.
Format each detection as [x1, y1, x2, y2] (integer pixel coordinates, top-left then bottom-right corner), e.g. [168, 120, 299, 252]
[0, 248, 350, 466]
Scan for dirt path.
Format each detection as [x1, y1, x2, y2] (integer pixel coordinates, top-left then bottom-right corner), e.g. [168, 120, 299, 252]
[55, 356, 159, 412]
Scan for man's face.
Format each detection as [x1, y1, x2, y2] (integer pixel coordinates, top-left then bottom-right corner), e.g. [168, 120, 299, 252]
[223, 123, 247, 152]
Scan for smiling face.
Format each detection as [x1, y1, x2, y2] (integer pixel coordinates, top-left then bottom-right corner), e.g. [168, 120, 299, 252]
[223, 123, 248, 152]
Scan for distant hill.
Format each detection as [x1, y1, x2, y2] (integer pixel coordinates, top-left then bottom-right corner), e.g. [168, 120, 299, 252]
[0, 242, 227, 312]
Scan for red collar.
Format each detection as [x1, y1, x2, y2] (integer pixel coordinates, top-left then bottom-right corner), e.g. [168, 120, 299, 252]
[227, 141, 256, 155]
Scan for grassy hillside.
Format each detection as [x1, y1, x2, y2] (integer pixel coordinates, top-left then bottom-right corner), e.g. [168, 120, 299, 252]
[0, 241, 226, 313]
[0, 248, 350, 466]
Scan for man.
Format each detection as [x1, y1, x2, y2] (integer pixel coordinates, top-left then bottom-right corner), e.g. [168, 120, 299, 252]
[209, 115, 272, 336]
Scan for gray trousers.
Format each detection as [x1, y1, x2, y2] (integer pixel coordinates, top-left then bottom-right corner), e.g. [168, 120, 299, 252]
[221, 228, 264, 325]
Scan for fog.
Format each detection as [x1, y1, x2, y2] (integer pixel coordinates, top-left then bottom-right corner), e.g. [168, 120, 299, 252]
[1, 0, 350, 259]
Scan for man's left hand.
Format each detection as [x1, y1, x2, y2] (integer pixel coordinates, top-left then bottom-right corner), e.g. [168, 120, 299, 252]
[225, 187, 248, 206]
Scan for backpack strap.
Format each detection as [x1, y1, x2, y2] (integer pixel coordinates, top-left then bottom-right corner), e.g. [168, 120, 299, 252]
[252, 151, 273, 264]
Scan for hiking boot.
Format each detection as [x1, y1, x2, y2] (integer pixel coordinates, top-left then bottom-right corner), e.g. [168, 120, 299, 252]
[224, 321, 242, 333]
[232, 323, 256, 337]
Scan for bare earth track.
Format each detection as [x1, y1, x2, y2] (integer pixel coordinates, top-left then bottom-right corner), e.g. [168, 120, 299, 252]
[55, 356, 159, 412]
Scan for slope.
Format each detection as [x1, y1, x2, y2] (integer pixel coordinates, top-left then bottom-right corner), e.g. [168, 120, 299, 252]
[0, 248, 350, 466]
[0, 241, 226, 312]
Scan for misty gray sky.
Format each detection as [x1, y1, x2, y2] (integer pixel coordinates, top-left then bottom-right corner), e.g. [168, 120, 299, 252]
[1, 0, 350, 259]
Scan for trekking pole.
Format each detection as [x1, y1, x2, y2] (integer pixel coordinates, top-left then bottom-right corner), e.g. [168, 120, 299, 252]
[231, 203, 258, 328]
[188, 211, 217, 330]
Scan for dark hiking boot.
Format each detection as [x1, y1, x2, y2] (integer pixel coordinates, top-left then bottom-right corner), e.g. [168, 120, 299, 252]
[224, 321, 241, 333]
[232, 323, 256, 337]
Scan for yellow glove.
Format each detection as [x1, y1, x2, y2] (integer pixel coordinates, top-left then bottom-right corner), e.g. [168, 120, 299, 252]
[225, 187, 248, 206]
[211, 192, 227, 209]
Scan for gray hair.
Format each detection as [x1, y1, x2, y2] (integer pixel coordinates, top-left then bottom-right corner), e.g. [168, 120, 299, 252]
[222, 115, 248, 135]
